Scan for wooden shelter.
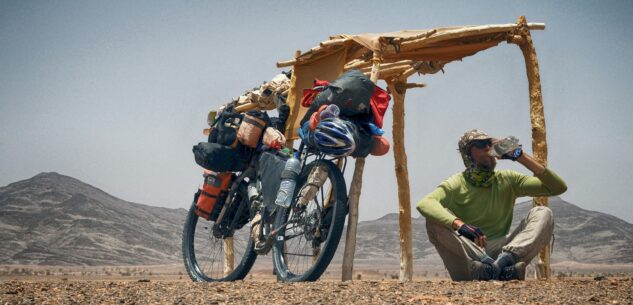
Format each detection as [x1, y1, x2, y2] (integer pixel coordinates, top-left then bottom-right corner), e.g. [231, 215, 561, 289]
[274, 16, 553, 281]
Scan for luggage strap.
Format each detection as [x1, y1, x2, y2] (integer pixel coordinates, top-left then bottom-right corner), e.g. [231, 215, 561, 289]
[243, 116, 265, 129]
[200, 189, 228, 199]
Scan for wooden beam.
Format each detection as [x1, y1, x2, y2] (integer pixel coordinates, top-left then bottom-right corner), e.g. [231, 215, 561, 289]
[277, 59, 297, 68]
[398, 67, 418, 80]
[235, 102, 258, 113]
[511, 15, 550, 279]
[405, 82, 426, 89]
[320, 38, 349, 48]
[344, 59, 371, 70]
[223, 237, 234, 277]
[369, 52, 382, 82]
[377, 65, 412, 77]
[507, 35, 526, 45]
[399, 23, 545, 53]
[341, 157, 365, 282]
[342, 51, 382, 282]
[359, 60, 414, 73]
[399, 29, 437, 42]
[387, 79, 414, 282]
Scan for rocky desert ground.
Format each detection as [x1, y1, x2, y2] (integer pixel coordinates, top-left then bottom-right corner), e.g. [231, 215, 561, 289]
[2, 276, 632, 305]
[2, 264, 633, 305]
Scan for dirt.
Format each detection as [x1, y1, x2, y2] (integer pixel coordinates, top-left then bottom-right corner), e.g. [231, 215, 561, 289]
[1, 277, 632, 305]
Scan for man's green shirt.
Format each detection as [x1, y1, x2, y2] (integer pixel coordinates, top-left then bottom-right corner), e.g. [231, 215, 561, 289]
[416, 168, 567, 239]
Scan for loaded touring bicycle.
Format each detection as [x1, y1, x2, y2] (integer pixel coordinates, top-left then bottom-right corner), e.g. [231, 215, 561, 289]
[182, 69, 390, 282]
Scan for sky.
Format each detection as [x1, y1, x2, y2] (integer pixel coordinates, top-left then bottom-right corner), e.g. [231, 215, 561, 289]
[1, 1, 632, 222]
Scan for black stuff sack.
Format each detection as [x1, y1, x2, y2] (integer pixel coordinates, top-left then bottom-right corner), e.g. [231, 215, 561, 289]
[193, 142, 248, 172]
[351, 127, 375, 158]
[301, 69, 375, 125]
[257, 151, 288, 208]
[208, 112, 242, 148]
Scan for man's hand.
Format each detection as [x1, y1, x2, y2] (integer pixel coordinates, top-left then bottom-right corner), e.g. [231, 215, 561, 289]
[457, 223, 488, 248]
[501, 147, 523, 161]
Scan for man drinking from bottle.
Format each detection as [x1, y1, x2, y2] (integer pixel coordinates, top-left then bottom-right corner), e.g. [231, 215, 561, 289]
[416, 129, 567, 281]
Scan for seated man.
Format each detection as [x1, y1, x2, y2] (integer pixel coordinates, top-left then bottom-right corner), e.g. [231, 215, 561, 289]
[416, 129, 567, 281]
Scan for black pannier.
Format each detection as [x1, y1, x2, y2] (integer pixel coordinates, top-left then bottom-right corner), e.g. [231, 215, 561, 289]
[301, 69, 375, 126]
[193, 142, 250, 172]
[208, 112, 242, 148]
[257, 151, 288, 208]
[351, 126, 375, 158]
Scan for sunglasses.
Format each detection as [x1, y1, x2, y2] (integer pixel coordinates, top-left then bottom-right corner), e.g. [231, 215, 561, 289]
[471, 139, 492, 149]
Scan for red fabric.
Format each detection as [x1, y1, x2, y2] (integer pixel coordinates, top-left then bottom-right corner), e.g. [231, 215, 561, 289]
[370, 86, 391, 128]
[309, 104, 329, 130]
[313, 80, 329, 87]
[301, 79, 331, 107]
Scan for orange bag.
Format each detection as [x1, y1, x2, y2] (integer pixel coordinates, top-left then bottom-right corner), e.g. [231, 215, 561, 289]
[237, 114, 266, 148]
[195, 171, 232, 220]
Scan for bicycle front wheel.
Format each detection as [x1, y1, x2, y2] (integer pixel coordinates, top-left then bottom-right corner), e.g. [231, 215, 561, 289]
[181, 183, 257, 282]
[272, 159, 348, 282]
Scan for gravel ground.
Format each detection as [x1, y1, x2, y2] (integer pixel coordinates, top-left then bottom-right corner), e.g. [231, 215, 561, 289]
[1, 278, 632, 304]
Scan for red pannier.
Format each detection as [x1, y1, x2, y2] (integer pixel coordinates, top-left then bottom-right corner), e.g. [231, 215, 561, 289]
[195, 171, 232, 221]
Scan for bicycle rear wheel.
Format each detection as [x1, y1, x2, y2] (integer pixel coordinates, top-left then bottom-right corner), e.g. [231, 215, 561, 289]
[272, 159, 348, 282]
[181, 183, 257, 282]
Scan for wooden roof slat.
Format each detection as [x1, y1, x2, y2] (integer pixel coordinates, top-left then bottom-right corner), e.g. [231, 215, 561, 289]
[398, 23, 543, 52]
[277, 22, 545, 68]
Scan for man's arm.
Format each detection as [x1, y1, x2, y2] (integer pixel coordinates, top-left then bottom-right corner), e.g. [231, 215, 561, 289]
[509, 152, 568, 197]
[417, 190, 488, 248]
[416, 184, 458, 228]
[516, 153, 545, 175]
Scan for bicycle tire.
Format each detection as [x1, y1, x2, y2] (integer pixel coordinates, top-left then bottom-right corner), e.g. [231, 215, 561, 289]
[272, 159, 348, 282]
[181, 183, 258, 282]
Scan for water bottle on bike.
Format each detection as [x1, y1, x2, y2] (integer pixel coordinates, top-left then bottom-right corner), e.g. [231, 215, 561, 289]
[275, 156, 301, 208]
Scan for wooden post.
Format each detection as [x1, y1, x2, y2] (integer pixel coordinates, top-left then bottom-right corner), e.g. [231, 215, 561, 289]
[223, 237, 234, 277]
[341, 51, 381, 282]
[387, 80, 414, 282]
[510, 16, 550, 279]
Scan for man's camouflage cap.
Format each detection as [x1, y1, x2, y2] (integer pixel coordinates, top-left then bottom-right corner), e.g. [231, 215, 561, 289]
[458, 129, 493, 155]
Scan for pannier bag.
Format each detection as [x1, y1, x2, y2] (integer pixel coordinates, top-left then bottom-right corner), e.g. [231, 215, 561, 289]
[257, 151, 288, 208]
[193, 142, 249, 172]
[237, 111, 268, 148]
[208, 112, 242, 148]
[350, 120, 376, 158]
[301, 70, 375, 126]
[195, 171, 232, 221]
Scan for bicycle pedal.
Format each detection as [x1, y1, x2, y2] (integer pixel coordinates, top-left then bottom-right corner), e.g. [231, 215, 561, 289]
[254, 239, 273, 255]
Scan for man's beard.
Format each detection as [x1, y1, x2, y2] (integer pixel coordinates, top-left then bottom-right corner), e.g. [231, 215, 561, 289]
[476, 156, 497, 171]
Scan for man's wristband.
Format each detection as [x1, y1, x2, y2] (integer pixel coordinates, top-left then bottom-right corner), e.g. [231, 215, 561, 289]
[502, 147, 523, 161]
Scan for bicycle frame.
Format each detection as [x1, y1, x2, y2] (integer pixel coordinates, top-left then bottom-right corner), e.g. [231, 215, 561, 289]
[211, 140, 347, 252]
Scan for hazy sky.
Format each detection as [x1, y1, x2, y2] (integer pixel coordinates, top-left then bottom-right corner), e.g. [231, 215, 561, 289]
[1, 1, 632, 222]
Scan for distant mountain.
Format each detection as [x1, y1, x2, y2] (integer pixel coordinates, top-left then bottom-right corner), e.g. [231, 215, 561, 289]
[333, 197, 633, 265]
[0, 172, 187, 266]
[1, 173, 631, 266]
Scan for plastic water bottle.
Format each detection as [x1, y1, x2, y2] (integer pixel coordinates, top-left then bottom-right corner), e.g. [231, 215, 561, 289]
[274, 157, 302, 208]
[319, 104, 340, 120]
[489, 136, 520, 157]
